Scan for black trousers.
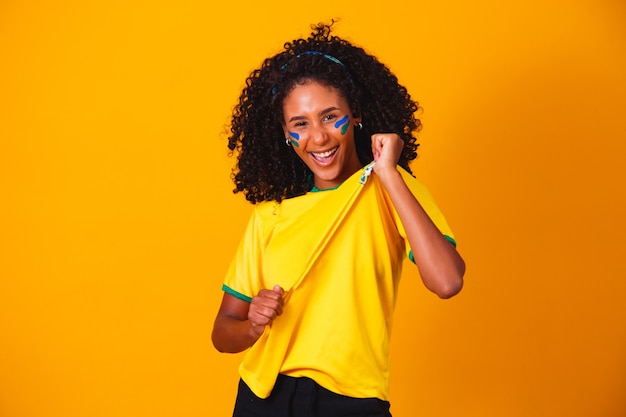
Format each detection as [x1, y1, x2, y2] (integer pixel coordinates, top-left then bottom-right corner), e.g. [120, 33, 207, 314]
[233, 374, 392, 417]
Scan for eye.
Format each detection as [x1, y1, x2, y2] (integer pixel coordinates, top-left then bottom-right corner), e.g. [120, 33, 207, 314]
[323, 114, 338, 122]
[294, 120, 308, 127]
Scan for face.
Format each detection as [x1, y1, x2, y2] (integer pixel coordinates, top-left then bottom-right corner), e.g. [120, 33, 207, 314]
[282, 81, 362, 190]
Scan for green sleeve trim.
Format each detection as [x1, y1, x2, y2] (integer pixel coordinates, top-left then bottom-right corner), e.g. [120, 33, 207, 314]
[444, 235, 457, 247]
[408, 235, 457, 264]
[222, 284, 252, 303]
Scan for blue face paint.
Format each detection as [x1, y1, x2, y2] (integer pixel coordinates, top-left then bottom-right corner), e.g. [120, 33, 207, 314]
[288, 131, 300, 147]
[334, 115, 350, 135]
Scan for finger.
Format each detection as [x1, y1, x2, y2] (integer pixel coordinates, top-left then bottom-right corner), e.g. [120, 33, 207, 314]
[260, 287, 285, 311]
[372, 133, 402, 165]
[258, 288, 283, 301]
[252, 295, 281, 312]
[250, 295, 283, 320]
[248, 303, 278, 325]
[371, 135, 383, 160]
[272, 285, 285, 314]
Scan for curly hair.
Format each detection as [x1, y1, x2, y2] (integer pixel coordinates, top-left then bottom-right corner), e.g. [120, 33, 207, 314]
[227, 21, 421, 204]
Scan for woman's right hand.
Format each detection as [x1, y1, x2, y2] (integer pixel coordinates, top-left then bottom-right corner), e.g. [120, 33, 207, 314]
[211, 285, 285, 353]
[248, 285, 285, 338]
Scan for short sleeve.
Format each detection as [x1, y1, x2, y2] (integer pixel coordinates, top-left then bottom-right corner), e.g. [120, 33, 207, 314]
[393, 168, 457, 261]
[222, 207, 266, 302]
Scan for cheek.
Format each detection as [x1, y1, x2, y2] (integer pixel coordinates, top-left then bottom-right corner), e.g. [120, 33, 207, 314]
[334, 115, 350, 135]
[293, 148, 313, 168]
[287, 131, 300, 147]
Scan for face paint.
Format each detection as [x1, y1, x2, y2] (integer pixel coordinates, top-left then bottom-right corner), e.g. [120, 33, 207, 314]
[334, 115, 350, 135]
[288, 131, 300, 147]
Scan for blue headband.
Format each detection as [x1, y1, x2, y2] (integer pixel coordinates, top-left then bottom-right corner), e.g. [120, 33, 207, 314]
[281, 51, 348, 70]
[272, 51, 350, 95]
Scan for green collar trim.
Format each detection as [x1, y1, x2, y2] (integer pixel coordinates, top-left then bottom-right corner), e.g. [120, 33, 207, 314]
[310, 183, 342, 192]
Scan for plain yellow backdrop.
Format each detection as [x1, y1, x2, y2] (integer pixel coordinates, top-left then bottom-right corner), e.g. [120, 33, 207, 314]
[1, 1, 625, 416]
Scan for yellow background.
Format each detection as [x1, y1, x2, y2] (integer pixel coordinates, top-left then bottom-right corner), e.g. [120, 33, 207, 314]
[1, 1, 625, 416]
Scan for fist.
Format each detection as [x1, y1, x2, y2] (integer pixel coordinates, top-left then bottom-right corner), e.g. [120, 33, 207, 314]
[371, 133, 403, 173]
[248, 285, 285, 336]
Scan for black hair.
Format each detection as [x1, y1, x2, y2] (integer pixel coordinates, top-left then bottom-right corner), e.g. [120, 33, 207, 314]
[227, 21, 421, 203]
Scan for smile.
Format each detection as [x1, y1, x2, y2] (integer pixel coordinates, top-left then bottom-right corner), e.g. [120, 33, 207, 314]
[310, 146, 338, 161]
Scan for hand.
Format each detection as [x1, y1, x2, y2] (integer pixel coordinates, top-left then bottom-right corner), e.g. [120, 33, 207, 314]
[248, 285, 285, 337]
[371, 133, 403, 177]
[372, 133, 404, 180]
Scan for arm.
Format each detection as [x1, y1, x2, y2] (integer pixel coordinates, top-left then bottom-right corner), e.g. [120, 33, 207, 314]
[211, 285, 285, 353]
[371, 134, 466, 299]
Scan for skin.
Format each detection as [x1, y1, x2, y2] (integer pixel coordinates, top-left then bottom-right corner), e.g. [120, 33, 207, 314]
[281, 81, 363, 191]
[211, 80, 465, 353]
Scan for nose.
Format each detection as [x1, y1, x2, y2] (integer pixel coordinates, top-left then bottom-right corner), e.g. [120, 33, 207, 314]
[309, 123, 329, 146]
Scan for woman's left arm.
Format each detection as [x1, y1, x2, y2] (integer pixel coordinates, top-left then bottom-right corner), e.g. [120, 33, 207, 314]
[372, 133, 465, 298]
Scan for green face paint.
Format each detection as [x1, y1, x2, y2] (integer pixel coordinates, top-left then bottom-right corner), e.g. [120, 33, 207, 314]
[334, 115, 350, 135]
[288, 131, 300, 147]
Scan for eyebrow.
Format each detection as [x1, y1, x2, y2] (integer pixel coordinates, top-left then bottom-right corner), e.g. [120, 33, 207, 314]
[287, 106, 342, 123]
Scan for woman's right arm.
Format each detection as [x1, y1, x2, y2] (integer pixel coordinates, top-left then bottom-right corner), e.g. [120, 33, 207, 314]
[211, 285, 285, 353]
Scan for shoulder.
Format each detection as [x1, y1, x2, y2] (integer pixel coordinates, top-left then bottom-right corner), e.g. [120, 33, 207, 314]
[254, 200, 279, 216]
[397, 166, 436, 200]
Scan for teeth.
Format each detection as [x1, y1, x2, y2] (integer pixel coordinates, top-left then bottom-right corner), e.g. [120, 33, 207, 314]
[312, 147, 338, 158]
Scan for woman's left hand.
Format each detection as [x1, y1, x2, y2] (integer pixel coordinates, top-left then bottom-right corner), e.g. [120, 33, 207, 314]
[370, 133, 465, 299]
[371, 133, 403, 177]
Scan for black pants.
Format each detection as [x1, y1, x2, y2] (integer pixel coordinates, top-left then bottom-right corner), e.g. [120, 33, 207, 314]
[233, 374, 392, 417]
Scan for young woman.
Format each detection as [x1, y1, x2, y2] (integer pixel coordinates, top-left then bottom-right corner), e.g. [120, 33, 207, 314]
[212, 22, 465, 417]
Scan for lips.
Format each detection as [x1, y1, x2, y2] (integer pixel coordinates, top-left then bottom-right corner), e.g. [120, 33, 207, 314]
[310, 146, 338, 163]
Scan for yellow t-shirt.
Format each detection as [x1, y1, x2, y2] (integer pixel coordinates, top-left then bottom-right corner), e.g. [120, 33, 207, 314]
[222, 165, 455, 401]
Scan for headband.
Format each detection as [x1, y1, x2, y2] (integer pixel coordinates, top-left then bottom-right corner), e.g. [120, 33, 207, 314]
[281, 51, 348, 70]
[272, 51, 351, 95]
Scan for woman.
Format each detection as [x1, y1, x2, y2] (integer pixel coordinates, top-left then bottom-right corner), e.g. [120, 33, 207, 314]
[212, 22, 465, 417]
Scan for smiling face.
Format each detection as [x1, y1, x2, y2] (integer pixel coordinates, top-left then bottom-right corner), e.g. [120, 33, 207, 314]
[282, 80, 362, 190]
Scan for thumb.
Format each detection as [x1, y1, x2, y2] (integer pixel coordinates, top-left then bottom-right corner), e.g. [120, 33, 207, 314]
[273, 285, 284, 295]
